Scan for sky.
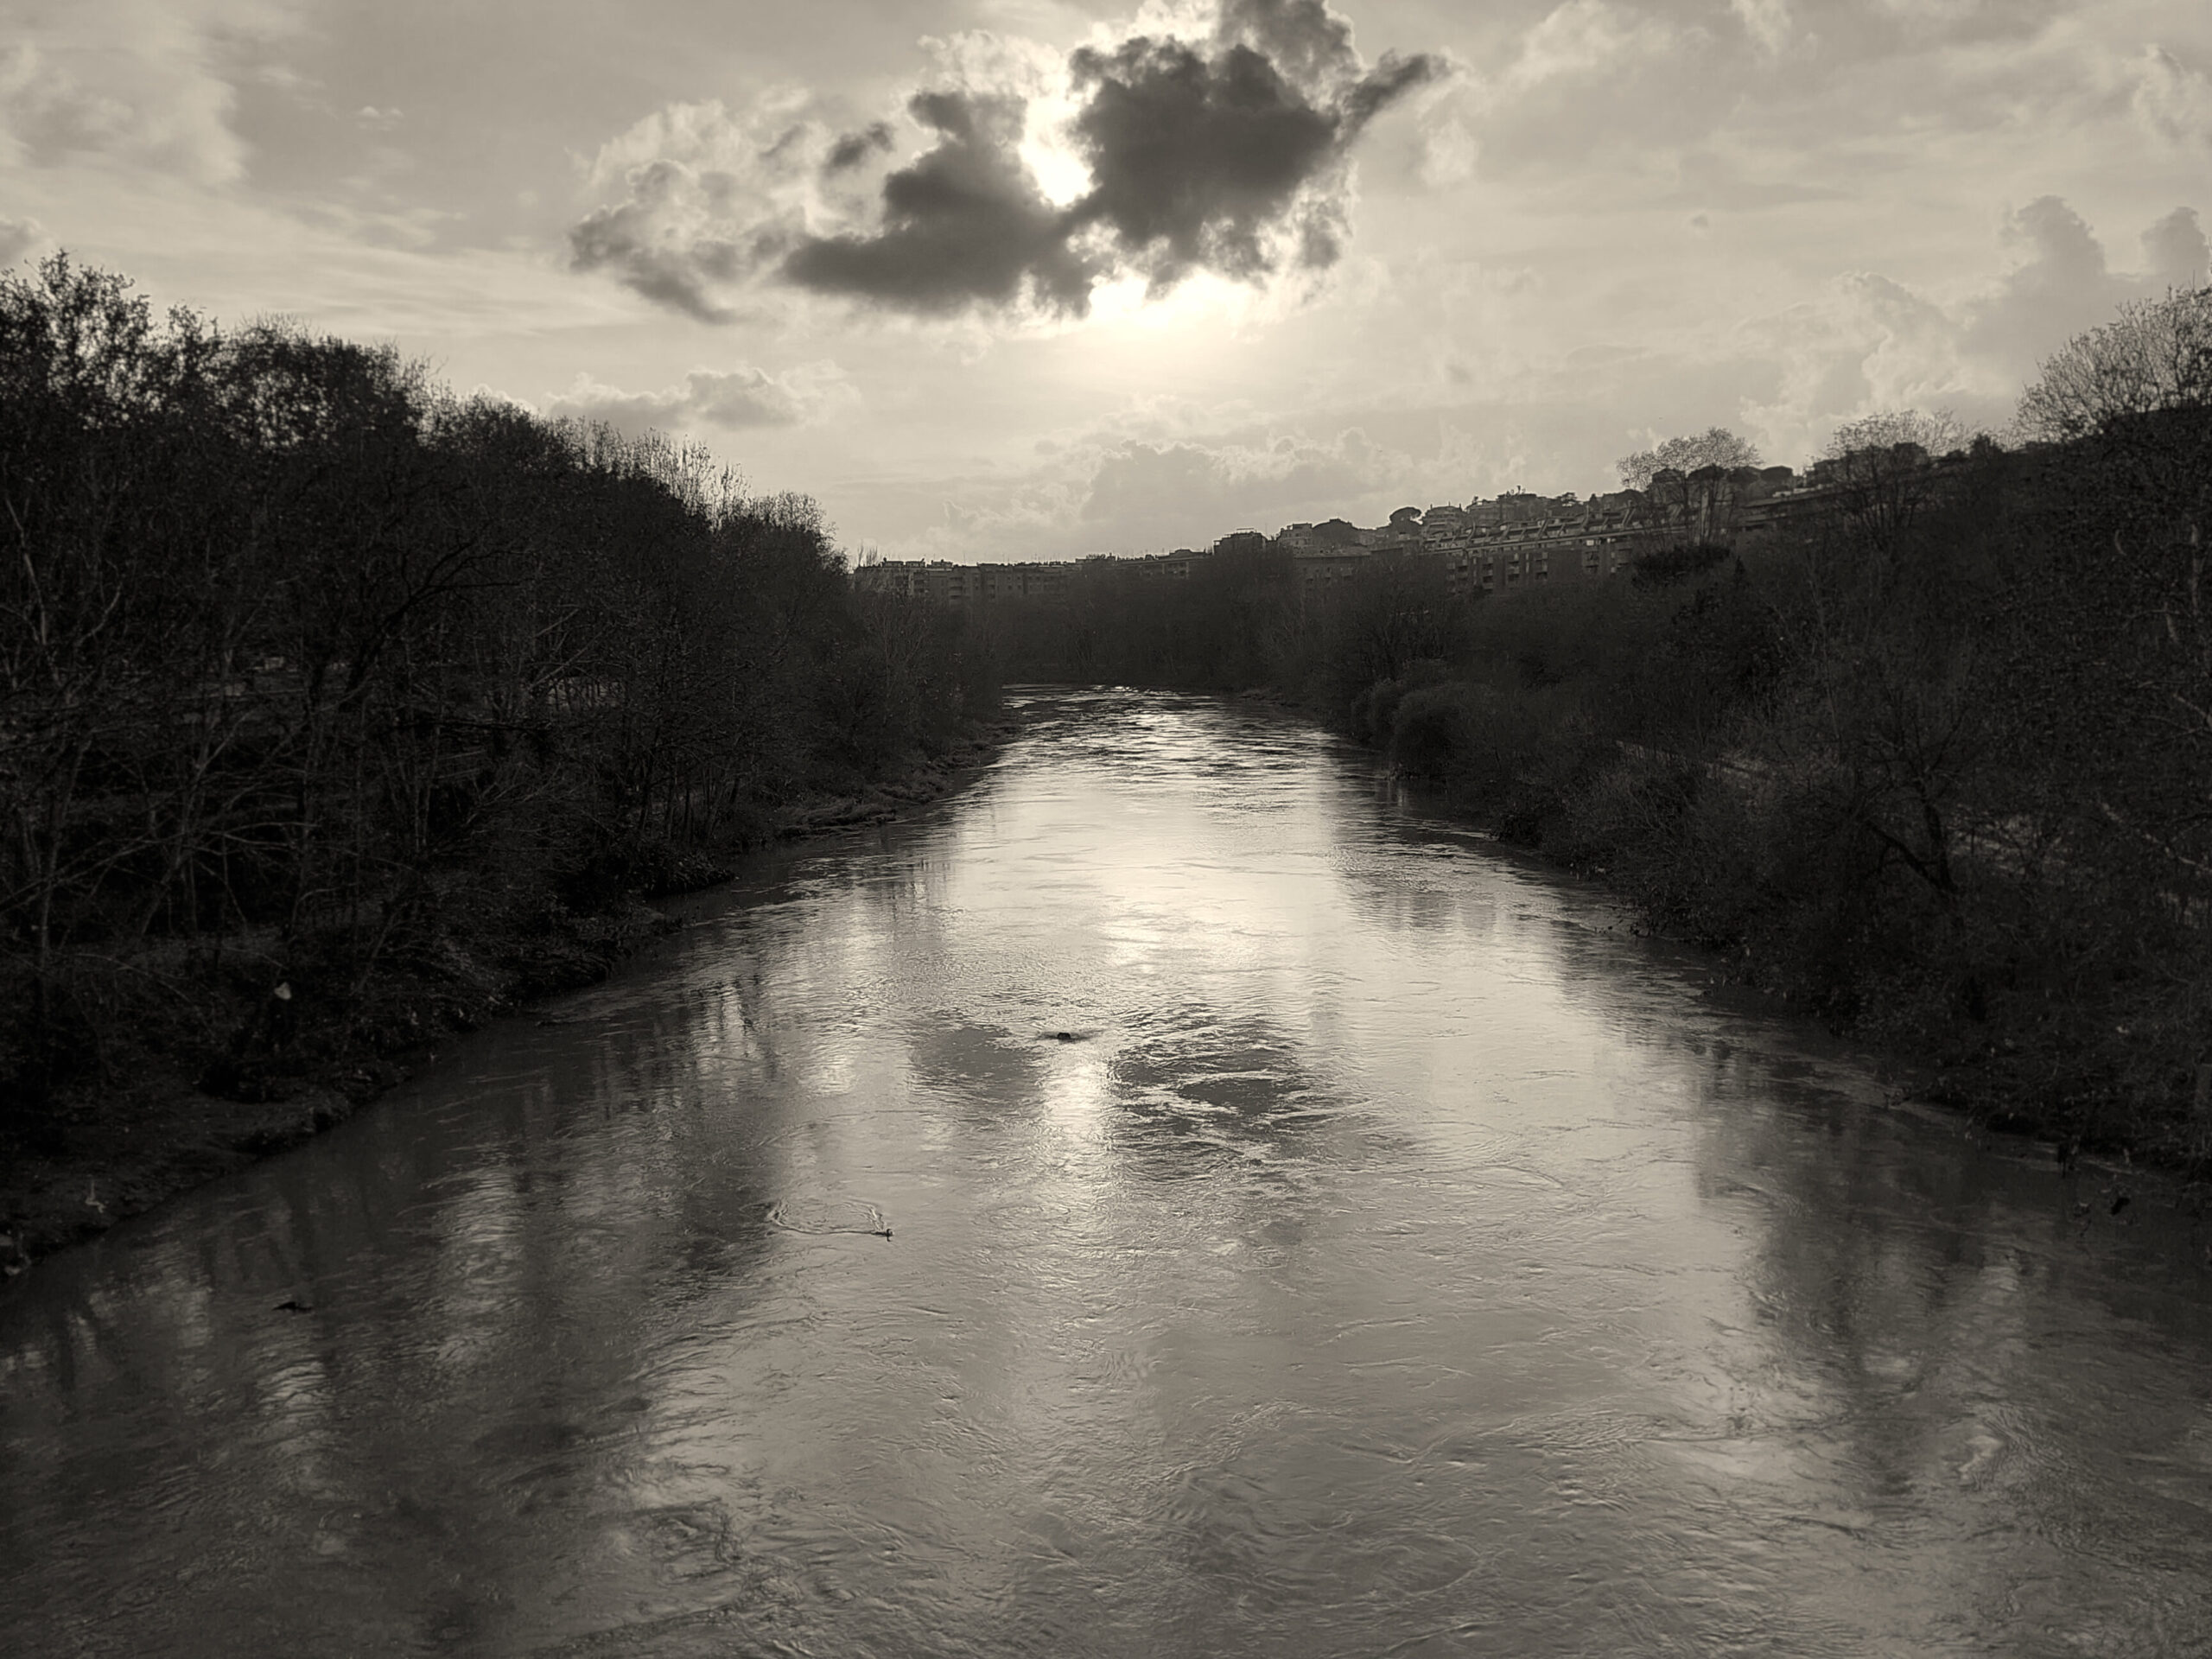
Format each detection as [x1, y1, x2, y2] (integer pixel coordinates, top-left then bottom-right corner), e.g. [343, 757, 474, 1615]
[3, 0, 2207, 562]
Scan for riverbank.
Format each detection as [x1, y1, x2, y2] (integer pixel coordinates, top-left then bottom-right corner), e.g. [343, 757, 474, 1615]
[10, 684, 2209, 1659]
[1383, 750, 2212, 1183]
[1179, 656, 2188, 1179]
[0, 719, 1020, 1279]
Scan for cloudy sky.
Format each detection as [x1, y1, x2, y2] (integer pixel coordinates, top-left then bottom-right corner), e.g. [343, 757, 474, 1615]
[3, 0, 2206, 560]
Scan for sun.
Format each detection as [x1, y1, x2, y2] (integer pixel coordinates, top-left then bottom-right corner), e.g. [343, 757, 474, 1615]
[1019, 88, 1093, 209]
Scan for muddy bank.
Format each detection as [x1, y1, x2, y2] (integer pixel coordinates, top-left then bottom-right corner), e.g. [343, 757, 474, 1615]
[0, 721, 1017, 1280]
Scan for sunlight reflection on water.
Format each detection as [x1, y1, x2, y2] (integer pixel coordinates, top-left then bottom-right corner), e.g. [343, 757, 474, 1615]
[3, 689, 2212, 1657]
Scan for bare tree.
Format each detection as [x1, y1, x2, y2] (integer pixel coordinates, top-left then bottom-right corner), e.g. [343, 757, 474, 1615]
[2016, 286, 2212, 443]
[1616, 428, 1762, 493]
[1815, 409, 1966, 557]
[1, 253, 997, 1124]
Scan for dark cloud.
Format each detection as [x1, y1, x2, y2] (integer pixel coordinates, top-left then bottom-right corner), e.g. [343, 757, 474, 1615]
[1214, 0, 1360, 91]
[581, 1, 1444, 323]
[781, 18, 1439, 315]
[1065, 39, 1339, 287]
[1339, 51, 1442, 130]
[569, 159, 760, 324]
[1057, 29, 1436, 293]
[782, 91, 1098, 315]
[824, 121, 893, 172]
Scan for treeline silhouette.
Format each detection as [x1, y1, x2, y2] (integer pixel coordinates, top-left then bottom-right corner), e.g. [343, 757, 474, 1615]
[983, 534, 1469, 701]
[1, 256, 996, 1138]
[990, 289, 2212, 1161]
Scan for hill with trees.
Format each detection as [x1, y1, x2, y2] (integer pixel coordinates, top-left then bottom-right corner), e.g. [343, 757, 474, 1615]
[983, 287, 2212, 1166]
[0, 256, 1001, 1259]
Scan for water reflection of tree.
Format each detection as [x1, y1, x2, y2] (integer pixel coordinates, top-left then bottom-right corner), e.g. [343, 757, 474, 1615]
[1407, 843, 2212, 1637]
[1325, 778, 1547, 944]
[0, 973, 812, 1654]
[1663, 1030, 2212, 1639]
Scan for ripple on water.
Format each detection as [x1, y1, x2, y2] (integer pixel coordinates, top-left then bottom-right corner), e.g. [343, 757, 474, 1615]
[765, 1198, 892, 1237]
[4, 689, 2212, 1659]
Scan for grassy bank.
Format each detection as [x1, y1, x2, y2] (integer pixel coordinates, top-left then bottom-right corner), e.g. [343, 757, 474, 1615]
[0, 255, 1010, 1274]
[0, 719, 1015, 1275]
[1355, 439, 2210, 1172]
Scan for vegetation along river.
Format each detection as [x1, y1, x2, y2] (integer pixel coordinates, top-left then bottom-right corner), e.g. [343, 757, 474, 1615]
[4, 689, 2211, 1657]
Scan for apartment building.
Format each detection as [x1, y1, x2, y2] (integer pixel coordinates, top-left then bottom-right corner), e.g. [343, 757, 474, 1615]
[851, 454, 1967, 609]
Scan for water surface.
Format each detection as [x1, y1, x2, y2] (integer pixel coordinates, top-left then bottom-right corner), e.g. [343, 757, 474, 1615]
[5, 689, 2211, 1656]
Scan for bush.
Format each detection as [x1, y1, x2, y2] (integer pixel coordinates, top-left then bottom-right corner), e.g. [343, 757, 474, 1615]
[1388, 679, 1561, 811]
[0, 254, 1000, 1136]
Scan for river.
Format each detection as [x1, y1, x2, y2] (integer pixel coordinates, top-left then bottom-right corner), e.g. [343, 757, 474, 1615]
[4, 688, 2211, 1657]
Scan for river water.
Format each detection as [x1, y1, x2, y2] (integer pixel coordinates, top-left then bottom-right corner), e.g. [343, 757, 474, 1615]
[4, 689, 2212, 1657]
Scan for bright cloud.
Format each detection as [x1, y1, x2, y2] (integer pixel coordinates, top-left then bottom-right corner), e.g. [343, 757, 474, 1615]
[861, 194, 2209, 563]
[2132, 44, 2212, 149]
[0, 0, 304, 187]
[0, 215, 46, 266]
[11, 0, 2209, 568]
[1730, 0, 1795, 55]
[568, 0, 1445, 324]
[542, 361, 858, 433]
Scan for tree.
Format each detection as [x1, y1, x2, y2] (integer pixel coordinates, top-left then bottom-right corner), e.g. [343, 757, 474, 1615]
[1823, 409, 1964, 461]
[2016, 286, 2212, 443]
[1616, 428, 1761, 493]
[1336, 550, 1460, 690]
[1815, 409, 1966, 556]
[2016, 285, 2212, 547]
[2005, 291, 2212, 1000]
[1827, 302, 2212, 1134]
[0, 253, 999, 1130]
